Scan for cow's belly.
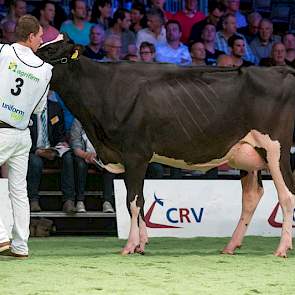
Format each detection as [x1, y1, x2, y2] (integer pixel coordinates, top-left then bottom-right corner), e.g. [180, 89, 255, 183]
[151, 142, 266, 172]
[104, 131, 267, 174]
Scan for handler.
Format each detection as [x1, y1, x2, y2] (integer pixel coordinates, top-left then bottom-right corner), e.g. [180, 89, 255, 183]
[0, 15, 53, 258]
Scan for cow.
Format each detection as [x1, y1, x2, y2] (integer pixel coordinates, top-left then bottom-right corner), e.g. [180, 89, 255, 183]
[37, 35, 295, 258]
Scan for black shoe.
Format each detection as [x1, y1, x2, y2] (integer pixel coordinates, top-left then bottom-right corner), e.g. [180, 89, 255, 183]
[62, 200, 76, 214]
[30, 201, 41, 212]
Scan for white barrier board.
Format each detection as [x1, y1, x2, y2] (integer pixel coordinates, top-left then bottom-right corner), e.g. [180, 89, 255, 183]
[114, 180, 294, 239]
[0, 179, 13, 238]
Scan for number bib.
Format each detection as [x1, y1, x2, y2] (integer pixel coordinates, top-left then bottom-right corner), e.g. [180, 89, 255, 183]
[0, 44, 52, 129]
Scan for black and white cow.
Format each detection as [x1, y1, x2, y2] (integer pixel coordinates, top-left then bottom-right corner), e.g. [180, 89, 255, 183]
[37, 35, 295, 257]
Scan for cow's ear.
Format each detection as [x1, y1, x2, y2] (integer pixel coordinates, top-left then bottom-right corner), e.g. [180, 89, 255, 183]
[71, 46, 83, 60]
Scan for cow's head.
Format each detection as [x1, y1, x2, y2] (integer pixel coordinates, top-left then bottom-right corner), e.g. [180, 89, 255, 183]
[37, 34, 83, 65]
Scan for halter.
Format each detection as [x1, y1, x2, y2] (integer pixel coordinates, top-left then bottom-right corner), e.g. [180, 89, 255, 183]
[49, 49, 80, 65]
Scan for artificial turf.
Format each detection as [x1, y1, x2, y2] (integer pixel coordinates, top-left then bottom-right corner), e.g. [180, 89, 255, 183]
[1, 236, 294, 295]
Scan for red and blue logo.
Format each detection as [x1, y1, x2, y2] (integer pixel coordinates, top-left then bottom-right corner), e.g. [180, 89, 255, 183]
[145, 193, 204, 229]
[268, 202, 295, 228]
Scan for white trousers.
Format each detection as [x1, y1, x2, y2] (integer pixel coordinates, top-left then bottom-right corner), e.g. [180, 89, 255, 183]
[0, 128, 31, 255]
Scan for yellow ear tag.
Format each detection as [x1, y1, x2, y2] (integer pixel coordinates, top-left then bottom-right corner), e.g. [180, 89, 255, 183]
[71, 49, 79, 60]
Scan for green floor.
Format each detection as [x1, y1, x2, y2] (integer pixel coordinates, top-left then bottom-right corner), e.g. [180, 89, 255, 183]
[1, 236, 294, 295]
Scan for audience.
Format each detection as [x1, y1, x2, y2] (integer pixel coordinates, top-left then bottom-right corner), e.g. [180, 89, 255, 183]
[106, 8, 136, 58]
[90, 0, 112, 30]
[60, 0, 92, 45]
[0, 19, 15, 43]
[150, 0, 173, 22]
[27, 92, 76, 213]
[83, 24, 105, 60]
[136, 7, 166, 50]
[139, 41, 156, 62]
[224, 0, 247, 29]
[282, 32, 295, 64]
[189, 1, 226, 43]
[260, 42, 287, 67]
[130, 1, 146, 34]
[218, 34, 253, 67]
[38, 0, 59, 43]
[201, 23, 224, 65]
[155, 20, 191, 65]
[250, 18, 280, 62]
[190, 41, 206, 65]
[1, 0, 26, 24]
[70, 118, 115, 213]
[173, 0, 205, 44]
[102, 33, 122, 61]
[238, 11, 262, 43]
[215, 13, 257, 64]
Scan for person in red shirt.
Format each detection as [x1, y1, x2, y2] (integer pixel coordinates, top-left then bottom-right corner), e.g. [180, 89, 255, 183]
[173, 0, 205, 44]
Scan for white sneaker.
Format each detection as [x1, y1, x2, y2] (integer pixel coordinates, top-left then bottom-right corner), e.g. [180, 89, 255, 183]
[76, 201, 86, 213]
[103, 201, 115, 213]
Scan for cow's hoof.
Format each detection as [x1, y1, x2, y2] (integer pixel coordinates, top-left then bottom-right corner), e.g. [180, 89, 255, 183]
[135, 245, 145, 255]
[220, 249, 235, 255]
[274, 251, 288, 258]
[121, 244, 140, 256]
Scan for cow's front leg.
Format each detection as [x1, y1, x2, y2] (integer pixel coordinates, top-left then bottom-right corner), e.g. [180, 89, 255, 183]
[134, 215, 149, 254]
[121, 158, 148, 255]
[222, 170, 264, 255]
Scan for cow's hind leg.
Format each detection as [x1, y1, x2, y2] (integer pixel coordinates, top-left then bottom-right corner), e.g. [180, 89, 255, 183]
[222, 170, 264, 255]
[121, 158, 148, 255]
[252, 131, 294, 257]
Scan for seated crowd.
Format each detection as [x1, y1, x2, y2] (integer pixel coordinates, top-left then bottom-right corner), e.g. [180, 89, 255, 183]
[1, 0, 295, 213]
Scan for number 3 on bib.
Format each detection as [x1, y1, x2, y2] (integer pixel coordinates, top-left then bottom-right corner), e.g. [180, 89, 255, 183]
[11, 77, 24, 96]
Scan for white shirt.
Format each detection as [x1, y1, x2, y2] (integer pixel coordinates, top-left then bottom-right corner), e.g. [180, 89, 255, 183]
[0, 43, 52, 129]
[155, 42, 192, 65]
[136, 27, 166, 50]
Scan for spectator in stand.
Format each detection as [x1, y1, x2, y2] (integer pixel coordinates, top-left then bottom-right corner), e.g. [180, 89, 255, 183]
[150, 0, 173, 22]
[189, 1, 226, 44]
[130, 1, 146, 34]
[282, 32, 295, 64]
[1, 0, 26, 24]
[238, 12, 262, 44]
[0, 0, 8, 22]
[90, 0, 112, 30]
[38, 0, 59, 43]
[0, 20, 16, 43]
[201, 23, 224, 65]
[190, 41, 206, 65]
[155, 20, 191, 65]
[173, 0, 205, 44]
[136, 7, 166, 50]
[218, 34, 253, 67]
[123, 53, 138, 61]
[27, 92, 76, 213]
[106, 8, 136, 58]
[224, 0, 246, 29]
[60, 0, 92, 45]
[102, 33, 122, 61]
[250, 18, 280, 63]
[259, 42, 287, 67]
[139, 41, 155, 62]
[215, 13, 257, 64]
[83, 24, 105, 60]
[70, 118, 115, 213]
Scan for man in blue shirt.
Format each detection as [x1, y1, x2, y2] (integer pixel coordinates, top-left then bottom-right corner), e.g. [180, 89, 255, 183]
[60, 0, 92, 45]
